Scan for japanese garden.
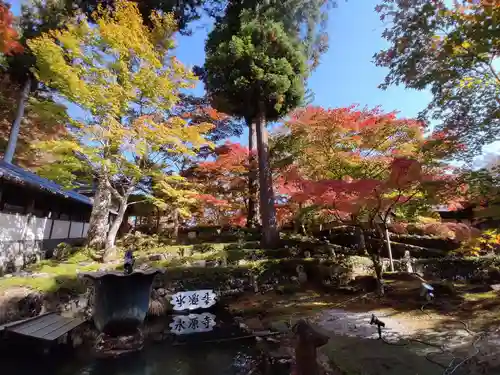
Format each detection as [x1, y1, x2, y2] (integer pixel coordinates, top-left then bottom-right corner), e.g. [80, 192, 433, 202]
[0, 0, 499, 374]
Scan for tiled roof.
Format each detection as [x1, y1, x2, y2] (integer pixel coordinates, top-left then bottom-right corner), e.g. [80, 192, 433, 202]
[0, 161, 92, 206]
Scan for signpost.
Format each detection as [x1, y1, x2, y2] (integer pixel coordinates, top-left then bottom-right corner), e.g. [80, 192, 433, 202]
[170, 289, 217, 311]
[169, 290, 218, 336]
[169, 312, 217, 335]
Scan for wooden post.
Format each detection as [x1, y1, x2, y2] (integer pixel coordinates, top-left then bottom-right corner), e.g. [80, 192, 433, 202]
[67, 214, 73, 239]
[293, 320, 329, 375]
[48, 212, 56, 240]
[385, 226, 394, 272]
[0, 181, 4, 211]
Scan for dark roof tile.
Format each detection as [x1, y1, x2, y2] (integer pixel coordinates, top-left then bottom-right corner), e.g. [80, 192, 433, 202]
[0, 161, 92, 206]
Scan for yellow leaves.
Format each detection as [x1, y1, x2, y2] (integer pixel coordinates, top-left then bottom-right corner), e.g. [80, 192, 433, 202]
[430, 35, 442, 50]
[96, 0, 159, 66]
[461, 40, 472, 49]
[153, 175, 198, 218]
[29, 0, 195, 118]
[28, 0, 218, 203]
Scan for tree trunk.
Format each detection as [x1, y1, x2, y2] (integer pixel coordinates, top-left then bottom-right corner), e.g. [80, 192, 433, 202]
[105, 197, 128, 251]
[255, 107, 279, 248]
[4, 77, 31, 163]
[172, 208, 179, 238]
[367, 228, 384, 296]
[156, 208, 160, 233]
[294, 203, 303, 234]
[355, 226, 367, 255]
[372, 255, 384, 297]
[247, 119, 259, 228]
[118, 211, 130, 237]
[86, 177, 111, 250]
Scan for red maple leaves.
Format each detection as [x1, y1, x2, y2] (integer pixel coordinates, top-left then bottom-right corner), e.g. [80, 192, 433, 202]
[189, 142, 250, 226]
[0, 3, 23, 55]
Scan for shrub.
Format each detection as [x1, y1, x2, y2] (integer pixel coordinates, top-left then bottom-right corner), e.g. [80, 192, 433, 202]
[52, 243, 77, 261]
[192, 243, 216, 253]
[456, 229, 500, 257]
[119, 231, 166, 251]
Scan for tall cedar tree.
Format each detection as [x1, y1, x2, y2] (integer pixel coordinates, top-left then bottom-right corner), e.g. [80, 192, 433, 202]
[29, 0, 213, 253]
[200, 0, 334, 230]
[204, 11, 307, 247]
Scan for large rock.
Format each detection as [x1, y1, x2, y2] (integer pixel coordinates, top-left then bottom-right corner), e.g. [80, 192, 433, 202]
[0, 287, 43, 324]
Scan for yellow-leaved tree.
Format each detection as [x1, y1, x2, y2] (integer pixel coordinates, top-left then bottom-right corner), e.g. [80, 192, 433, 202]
[28, 0, 213, 253]
[152, 175, 199, 238]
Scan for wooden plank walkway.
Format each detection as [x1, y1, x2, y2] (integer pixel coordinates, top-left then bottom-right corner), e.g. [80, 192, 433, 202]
[0, 312, 85, 341]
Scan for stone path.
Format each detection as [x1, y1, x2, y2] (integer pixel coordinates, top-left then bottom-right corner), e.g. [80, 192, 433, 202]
[312, 309, 500, 375]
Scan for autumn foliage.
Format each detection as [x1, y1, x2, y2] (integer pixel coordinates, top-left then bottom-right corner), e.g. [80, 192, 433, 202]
[0, 2, 22, 55]
[187, 142, 251, 226]
[273, 106, 462, 227]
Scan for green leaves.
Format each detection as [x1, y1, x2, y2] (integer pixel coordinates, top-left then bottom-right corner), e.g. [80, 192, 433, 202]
[204, 13, 307, 121]
[29, 0, 213, 205]
[374, 0, 499, 160]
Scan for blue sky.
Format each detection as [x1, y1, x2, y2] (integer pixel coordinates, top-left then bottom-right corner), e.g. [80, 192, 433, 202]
[7, 0, 496, 165]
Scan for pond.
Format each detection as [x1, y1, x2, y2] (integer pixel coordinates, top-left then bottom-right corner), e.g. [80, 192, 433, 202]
[3, 341, 259, 375]
[1, 313, 263, 375]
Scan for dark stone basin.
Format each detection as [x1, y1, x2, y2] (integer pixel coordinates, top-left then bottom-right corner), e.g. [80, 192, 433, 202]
[81, 269, 164, 336]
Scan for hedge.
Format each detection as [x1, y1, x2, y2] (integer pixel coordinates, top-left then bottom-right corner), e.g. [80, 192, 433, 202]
[417, 256, 500, 283]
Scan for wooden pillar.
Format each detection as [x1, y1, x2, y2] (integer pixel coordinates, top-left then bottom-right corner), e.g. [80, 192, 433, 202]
[0, 181, 3, 211]
[293, 320, 329, 375]
[48, 212, 56, 240]
[67, 212, 73, 239]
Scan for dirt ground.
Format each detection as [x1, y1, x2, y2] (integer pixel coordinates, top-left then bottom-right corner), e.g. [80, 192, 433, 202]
[229, 274, 500, 375]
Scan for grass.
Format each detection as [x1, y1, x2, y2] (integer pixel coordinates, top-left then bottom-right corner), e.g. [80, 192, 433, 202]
[0, 249, 110, 293]
[130, 242, 239, 256]
[0, 241, 255, 293]
[461, 290, 498, 302]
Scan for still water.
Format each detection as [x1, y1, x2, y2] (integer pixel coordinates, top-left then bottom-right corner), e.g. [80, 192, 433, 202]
[4, 341, 259, 375]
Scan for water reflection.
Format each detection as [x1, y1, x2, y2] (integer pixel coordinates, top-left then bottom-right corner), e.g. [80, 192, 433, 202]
[1, 342, 257, 375]
[74, 344, 256, 375]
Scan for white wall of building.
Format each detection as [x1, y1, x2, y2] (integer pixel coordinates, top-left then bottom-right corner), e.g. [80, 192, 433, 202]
[0, 213, 28, 242]
[51, 220, 71, 239]
[83, 223, 89, 237]
[70, 222, 84, 238]
[44, 219, 53, 239]
[0, 212, 89, 242]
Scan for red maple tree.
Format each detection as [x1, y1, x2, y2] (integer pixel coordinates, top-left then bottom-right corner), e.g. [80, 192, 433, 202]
[187, 142, 251, 227]
[272, 105, 466, 294]
[0, 2, 23, 55]
[279, 157, 462, 294]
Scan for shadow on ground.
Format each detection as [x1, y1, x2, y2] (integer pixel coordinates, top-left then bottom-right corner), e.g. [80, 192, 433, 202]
[321, 333, 445, 375]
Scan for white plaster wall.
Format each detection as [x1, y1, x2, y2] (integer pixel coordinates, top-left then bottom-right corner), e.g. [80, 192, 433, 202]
[51, 220, 71, 239]
[0, 212, 28, 241]
[70, 222, 84, 238]
[25, 216, 48, 241]
[83, 223, 90, 237]
[44, 219, 53, 239]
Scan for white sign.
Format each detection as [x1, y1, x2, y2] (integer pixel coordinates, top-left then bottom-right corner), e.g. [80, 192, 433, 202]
[170, 289, 217, 311]
[169, 313, 217, 335]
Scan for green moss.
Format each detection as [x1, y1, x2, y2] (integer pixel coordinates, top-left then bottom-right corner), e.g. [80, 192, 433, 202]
[0, 254, 111, 293]
[0, 276, 60, 292]
[462, 290, 498, 302]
